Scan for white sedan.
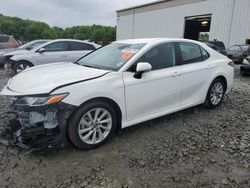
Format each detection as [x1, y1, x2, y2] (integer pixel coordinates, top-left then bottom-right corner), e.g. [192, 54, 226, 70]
[5, 39, 100, 74]
[0, 38, 234, 150]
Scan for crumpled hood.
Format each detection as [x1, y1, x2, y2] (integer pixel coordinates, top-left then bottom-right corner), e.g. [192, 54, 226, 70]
[1, 62, 109, 95]
[4, 49, 31, 56]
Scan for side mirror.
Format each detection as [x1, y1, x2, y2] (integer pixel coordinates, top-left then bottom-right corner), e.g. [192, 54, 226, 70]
[134, 62, 152, 79]
[26, 46, 32, 50]
[38, 48, 45, 53]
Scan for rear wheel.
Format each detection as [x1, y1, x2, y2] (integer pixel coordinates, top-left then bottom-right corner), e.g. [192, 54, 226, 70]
[68, 101, 117, 149]
[204, 78, 226, 108]
[13, 61, 33, 74]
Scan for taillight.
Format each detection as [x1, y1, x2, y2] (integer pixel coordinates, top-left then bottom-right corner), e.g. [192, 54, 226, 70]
[228, 61, 234, 67]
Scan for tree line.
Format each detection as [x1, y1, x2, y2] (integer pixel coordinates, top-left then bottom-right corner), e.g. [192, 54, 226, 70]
[0, 14, 116, 44]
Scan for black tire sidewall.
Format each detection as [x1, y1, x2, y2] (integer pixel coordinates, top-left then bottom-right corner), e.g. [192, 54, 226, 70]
[68, 101, 117, 150]
[205, 78, 226, 108]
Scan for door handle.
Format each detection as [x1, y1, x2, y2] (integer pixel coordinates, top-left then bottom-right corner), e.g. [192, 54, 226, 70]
[171, 72, 182, 77]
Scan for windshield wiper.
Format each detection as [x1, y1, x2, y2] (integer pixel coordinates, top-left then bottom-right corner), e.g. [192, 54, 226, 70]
[82, 64, 101, 69]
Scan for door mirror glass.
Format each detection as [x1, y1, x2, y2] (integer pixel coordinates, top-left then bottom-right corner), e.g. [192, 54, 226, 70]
[38, 48, 45, 53]
[134, 62, 152, 79]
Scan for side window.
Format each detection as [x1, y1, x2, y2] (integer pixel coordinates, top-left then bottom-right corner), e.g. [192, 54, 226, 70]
[135, 43, 176, 71]
[200, 47, 210, 60]
[70, 42, 95, 51]
[228, 46, 241, 52]
[179, 42, 203, 64]
[43, 42, 69, 52]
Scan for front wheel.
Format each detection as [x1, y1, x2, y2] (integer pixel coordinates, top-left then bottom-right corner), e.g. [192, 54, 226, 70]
[68, 101, 117, 149]
[13, 61, 33, 74]
[204, 78, 226, 108]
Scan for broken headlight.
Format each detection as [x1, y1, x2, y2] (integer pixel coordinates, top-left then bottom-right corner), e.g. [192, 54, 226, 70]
[14, 93, 68, 107]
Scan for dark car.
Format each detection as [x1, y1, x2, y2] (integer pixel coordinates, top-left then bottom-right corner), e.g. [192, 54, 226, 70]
[226, 45, 250, 64]
[208, 40, 226, 50]
[0, 35, 19, 49]
[240, 65, 250, 76]
[205, 42, 227, 56]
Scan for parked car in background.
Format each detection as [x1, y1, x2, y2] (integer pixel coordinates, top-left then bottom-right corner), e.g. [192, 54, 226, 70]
[226, 44, 250, 63]
[5, 39, 101, 74]
[0, 35, 19, 49]
[208, 40, 226, 50]
[0, 40, 49, 67]
[240, 65, 250, 76]
[242, 55, 250, 65]
[0, 38, 234, 150]
[205, 42, 227, 56]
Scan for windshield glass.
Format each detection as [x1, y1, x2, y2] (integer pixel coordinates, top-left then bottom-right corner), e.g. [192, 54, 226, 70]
[77, 43, 145, 71]
[19, 40, 47, 50]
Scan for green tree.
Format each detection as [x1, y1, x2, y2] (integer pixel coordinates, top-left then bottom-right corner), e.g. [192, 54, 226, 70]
[0, 14, 116, 44]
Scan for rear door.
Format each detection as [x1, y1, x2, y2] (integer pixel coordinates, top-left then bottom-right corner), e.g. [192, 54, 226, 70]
[34, 41, 70, 65]
[68, 42, 96, 61]
[177, 42, 212, 105]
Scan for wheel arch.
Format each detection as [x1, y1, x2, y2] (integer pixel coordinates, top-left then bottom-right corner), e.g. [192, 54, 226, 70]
[204, 75, 228, 102]
[214, 75, 227, 91]
[67, 97, 122, 133]
[12, 59, 34, 70]
[16, 60, 34, 66]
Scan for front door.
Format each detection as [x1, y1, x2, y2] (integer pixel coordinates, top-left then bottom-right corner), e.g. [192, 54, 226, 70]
[34, 41, 70, 65]
[123, 42, 182, 121]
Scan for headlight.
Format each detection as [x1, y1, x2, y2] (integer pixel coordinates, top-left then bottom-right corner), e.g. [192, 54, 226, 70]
[14, 93, 68, 107]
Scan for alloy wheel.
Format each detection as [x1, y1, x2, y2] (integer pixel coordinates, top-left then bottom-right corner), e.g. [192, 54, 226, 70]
[16, 63, 31, 73]
[210, 82, 224, 105]
[78, 108, 112, 145]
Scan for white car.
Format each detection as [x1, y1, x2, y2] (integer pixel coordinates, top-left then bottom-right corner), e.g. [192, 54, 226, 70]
[1, 39, 49, 67]
[6, 39, 100, 74]
[0, 38, 234, 150]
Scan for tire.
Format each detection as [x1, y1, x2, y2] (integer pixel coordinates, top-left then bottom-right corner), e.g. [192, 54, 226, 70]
[68, 101, 117, 150]
[204, 78, 226, 108]
[13, 61, 33, 74]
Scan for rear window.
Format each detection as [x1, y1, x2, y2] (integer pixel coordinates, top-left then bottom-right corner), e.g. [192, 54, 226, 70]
[179, 42, 209, 64]
[70, 42, 95, 51]
[179, 42, 202, 64]
[0, 36, 9, 42]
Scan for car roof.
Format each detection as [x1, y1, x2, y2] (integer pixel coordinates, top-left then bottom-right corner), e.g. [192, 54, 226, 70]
[115, 38, 202, 45]
[31, 39, 99, 51]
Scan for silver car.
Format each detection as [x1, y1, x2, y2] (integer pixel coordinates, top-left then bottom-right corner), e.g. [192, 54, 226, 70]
[0, 39, 49, 67]
[5, 39, 101, 74]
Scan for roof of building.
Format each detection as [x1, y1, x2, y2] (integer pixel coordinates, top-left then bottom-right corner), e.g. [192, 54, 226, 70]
[116, 0, 205, 13]
[116, 0, 169, 12]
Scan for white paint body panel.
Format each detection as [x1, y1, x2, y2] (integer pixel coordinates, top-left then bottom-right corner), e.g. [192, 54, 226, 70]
[1, 38, 234, 129]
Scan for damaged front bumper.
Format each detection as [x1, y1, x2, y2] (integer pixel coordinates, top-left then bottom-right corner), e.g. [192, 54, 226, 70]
[0, 101, 76, 150]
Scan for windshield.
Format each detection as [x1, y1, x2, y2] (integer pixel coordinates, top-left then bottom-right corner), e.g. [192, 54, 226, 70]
[19, 40, 48, 50]
[76, 43, 145, 71]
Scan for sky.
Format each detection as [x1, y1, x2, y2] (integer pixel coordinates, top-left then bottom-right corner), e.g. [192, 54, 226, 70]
[0, 0, 155, 28]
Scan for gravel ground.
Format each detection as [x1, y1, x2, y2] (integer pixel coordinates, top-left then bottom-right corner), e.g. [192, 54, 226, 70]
[0, 66, 249, 188]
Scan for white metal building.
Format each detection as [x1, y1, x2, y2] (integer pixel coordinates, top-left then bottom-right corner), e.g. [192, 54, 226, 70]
[116, 0, 250, 48]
